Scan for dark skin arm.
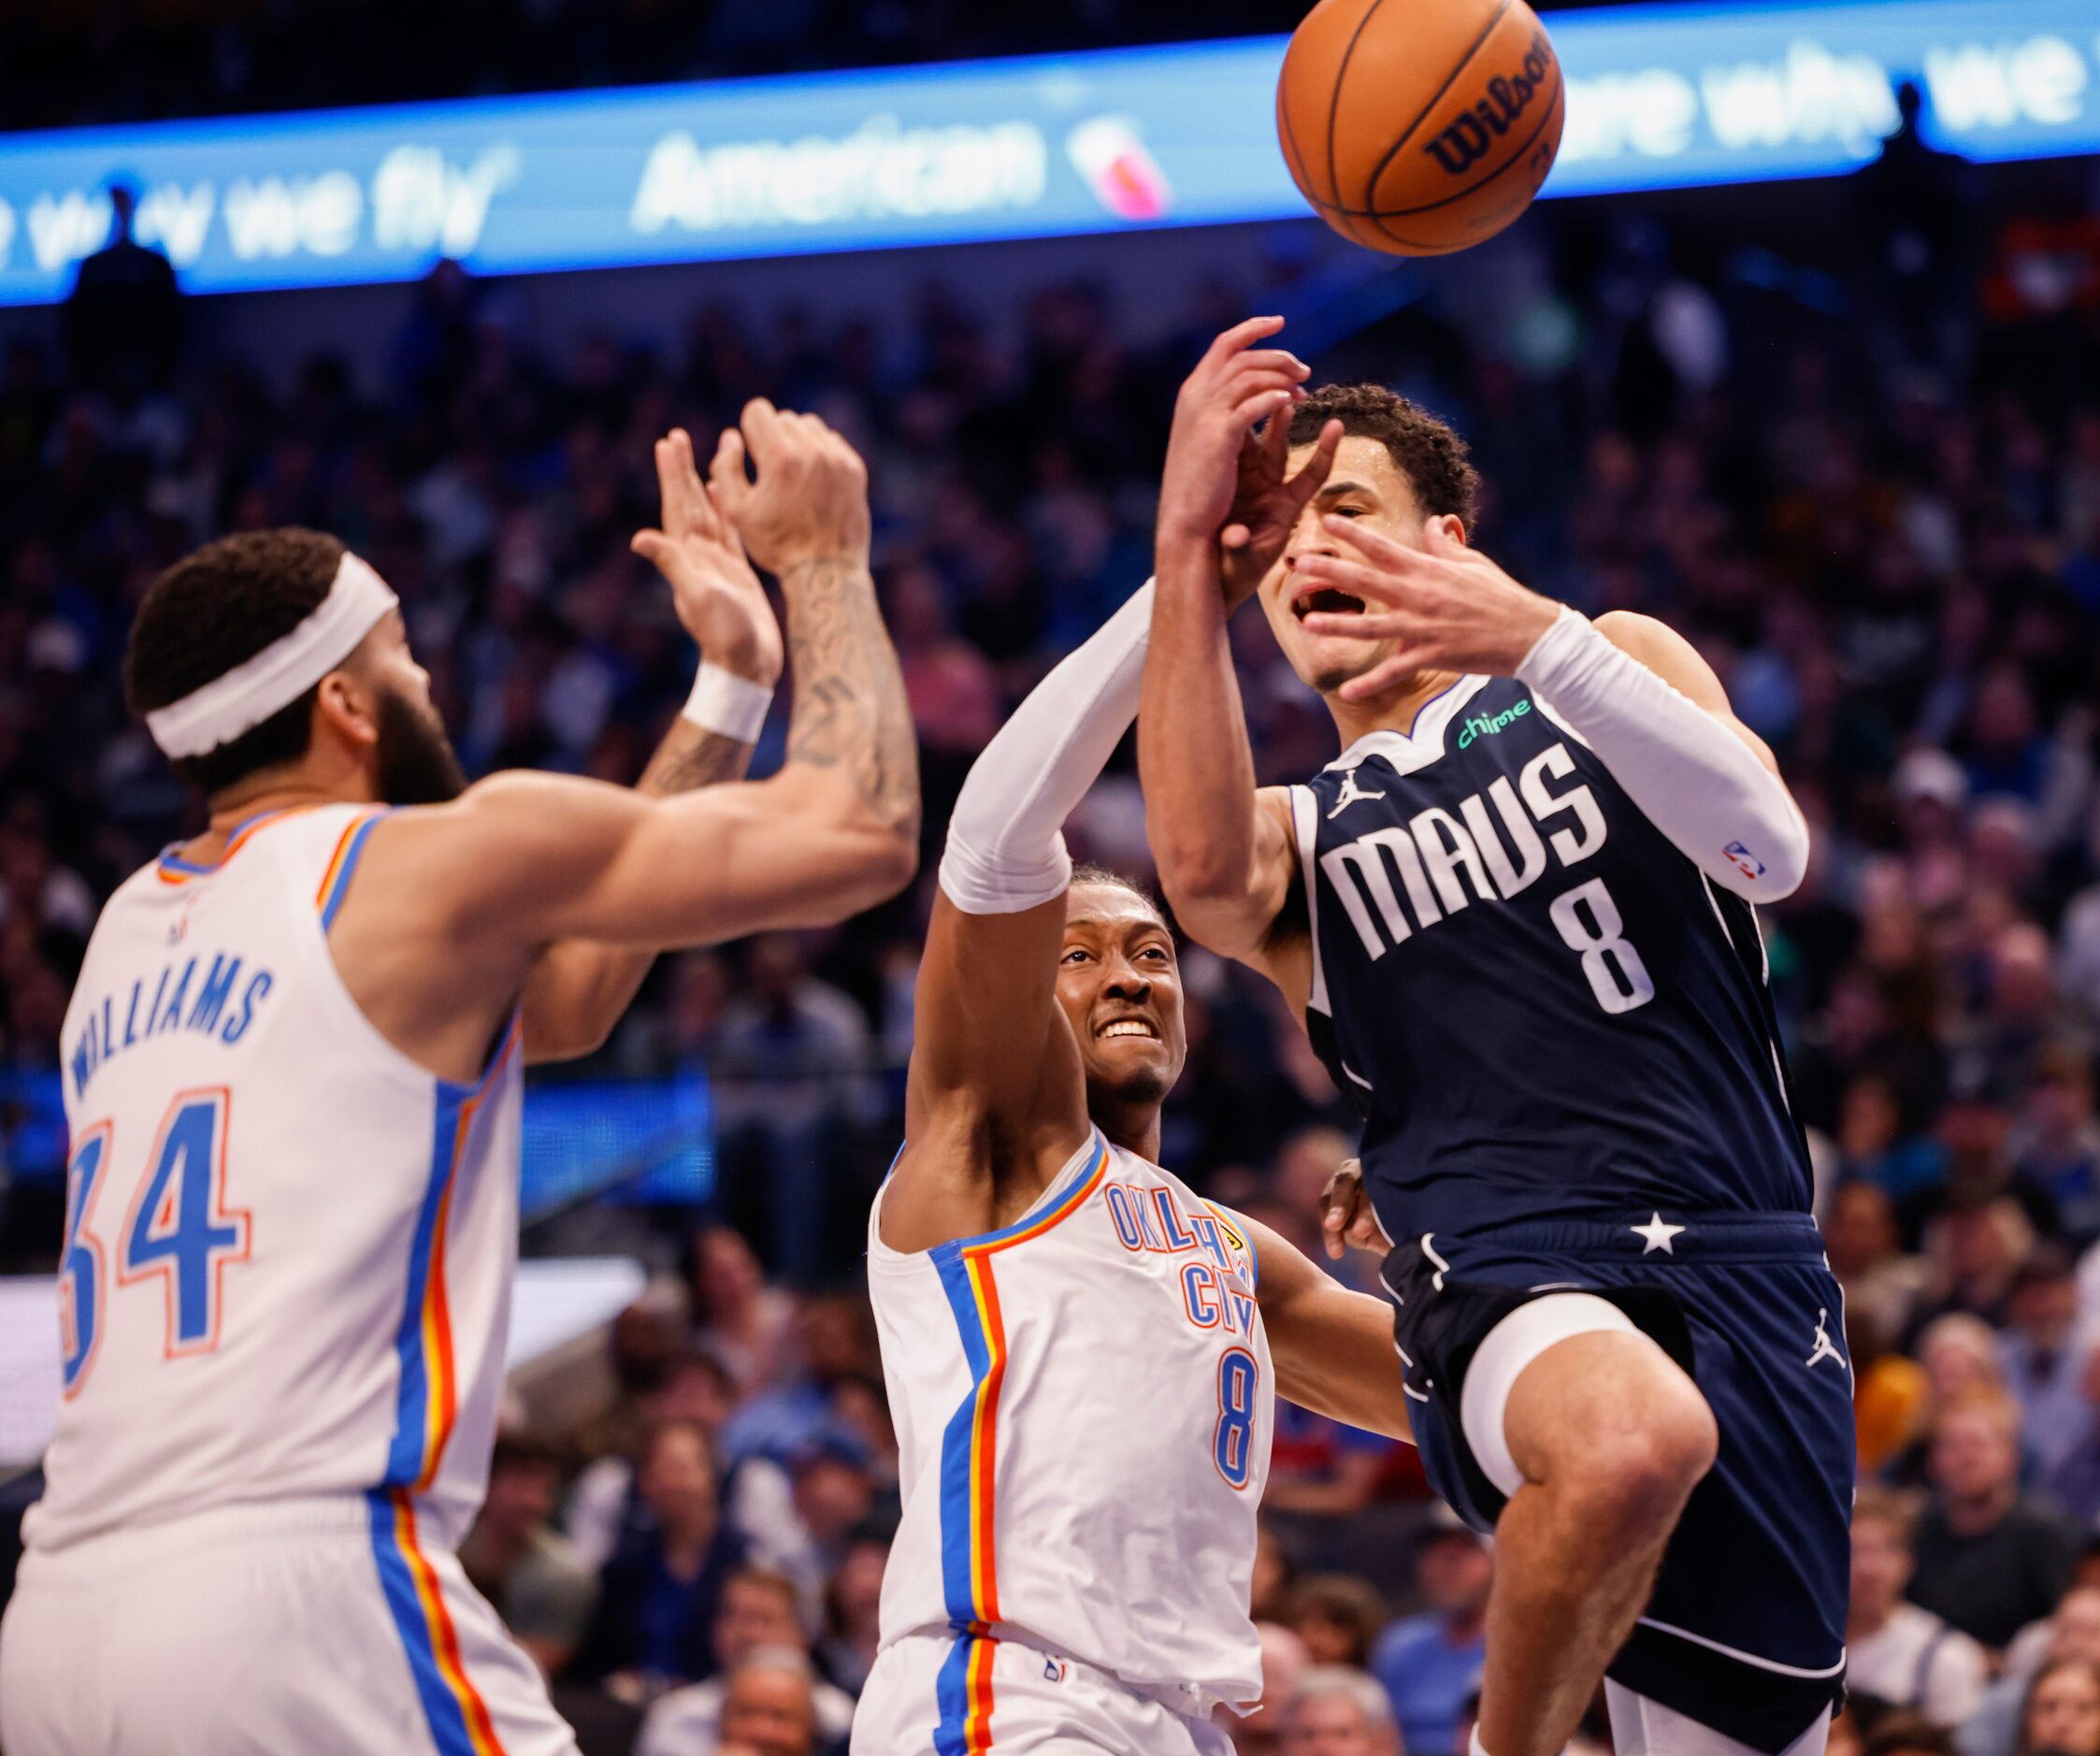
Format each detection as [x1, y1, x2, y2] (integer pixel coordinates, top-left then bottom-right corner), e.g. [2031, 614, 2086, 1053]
[1244, 1212, 1414, 1442]
[881, 891, 1096, 1253]
[523, 428, 780, 1063]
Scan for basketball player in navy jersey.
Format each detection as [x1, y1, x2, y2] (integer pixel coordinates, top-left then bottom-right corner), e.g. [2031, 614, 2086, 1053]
[1138, 319, 1848, 1756]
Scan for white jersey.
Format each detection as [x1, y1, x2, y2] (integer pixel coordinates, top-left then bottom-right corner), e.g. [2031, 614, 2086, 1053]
[30, 802, 523, 1557]
[866, 1129, 1272, 1722]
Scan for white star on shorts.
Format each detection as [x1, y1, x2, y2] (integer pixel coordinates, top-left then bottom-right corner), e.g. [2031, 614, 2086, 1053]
[1631, 1213, 1686, 1255]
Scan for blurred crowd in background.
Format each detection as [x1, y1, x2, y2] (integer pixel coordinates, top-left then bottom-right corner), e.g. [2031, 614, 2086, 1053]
[4, 26, 2100, 1750]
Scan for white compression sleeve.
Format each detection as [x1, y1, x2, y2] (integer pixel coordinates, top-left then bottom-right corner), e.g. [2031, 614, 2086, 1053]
[1516, 608, 1808, 902]
[938, 581, 1154, 916]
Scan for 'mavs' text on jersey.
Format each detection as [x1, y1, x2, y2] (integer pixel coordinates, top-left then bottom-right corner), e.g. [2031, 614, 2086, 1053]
[1320, 741, 1606, 958]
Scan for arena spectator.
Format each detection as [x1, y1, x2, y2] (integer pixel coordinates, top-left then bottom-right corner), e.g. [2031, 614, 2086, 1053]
[460, 1430, 600, 1678]
[1959, 1587, 2100, 1756]
[2000, 1246, 2093, 1474]
[1278, 1666, 1402, 1756]
[1286, 1575, 1390, 1670]
[1863, 1719, 1961, 1756]
[689, 1225, 798, 1395]
[714, 1646, 828, 1756]
[1845, 1487, 1987, 1726]
[633, 1569, 854, 1756]
[1909, 1391, 2080, 1651]
[813, 1533, 886, 1697]
[1369, 1510, 1490, 1756]
[569, 1420, 748, 1694]
[2019, 1658, 2100, 1756]
[568, 1349, 743, 1573]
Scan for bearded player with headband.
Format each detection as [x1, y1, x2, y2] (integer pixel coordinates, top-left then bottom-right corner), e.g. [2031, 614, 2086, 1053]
[1, 409, 917, 1755]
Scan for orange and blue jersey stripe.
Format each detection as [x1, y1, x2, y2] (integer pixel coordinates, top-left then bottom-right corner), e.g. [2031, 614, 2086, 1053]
[927, 1131, 1110, 1755]
[155, 805, 309, 885]
[316, 808, 388, 929]
[365, 1488, 507, 1756]
[367, 1015, 520, 1756]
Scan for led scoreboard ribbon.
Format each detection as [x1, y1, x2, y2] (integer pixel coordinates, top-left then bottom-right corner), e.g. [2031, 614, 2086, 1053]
[0, 0, 2093, 304]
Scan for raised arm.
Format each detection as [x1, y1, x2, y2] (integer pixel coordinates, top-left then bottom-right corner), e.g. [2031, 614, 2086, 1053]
[1141, 319, 1336, 998]
[1292, 517, 1808, 901]
[354, 402, 916, 993]
[881, 583, 1157, 1252]
[524, 428, 781, 1064]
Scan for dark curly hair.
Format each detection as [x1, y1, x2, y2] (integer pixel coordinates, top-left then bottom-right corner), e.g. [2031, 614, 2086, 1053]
[124, 527, 346, 799]
[1288, 382, 1480, 525]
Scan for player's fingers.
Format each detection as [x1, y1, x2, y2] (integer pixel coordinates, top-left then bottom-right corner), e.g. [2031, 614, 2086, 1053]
[663, 429, 706, 534]
[1220, 523, 1253, 551]
[1230, 385, 1301, 429]
[1321, 511, 1423, 570]
[630, 528, 668, 566]
[1202, 315, 1287, 369]
[1302, 611, 1411, 642]
[739, 397, 782, 466]
[1286, 419, 1344, 504]
[1225, 349, 1312, 381]
[1292, 553, 1410, 606]
[710, 427, 751, 507]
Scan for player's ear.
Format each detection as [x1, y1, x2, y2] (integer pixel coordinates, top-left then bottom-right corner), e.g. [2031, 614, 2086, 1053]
[1426, 514, 1467, 551]
[312, 668, 380, 753]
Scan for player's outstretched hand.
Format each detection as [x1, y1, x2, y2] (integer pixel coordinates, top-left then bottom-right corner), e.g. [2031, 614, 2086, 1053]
[709, 398, 872, 578]
[1158, 317, 1314, 568]
[1318, 1158, 1388, 1259]
[1217, 401, 1343, 610]
[1296, 514, 1561, 701]
[631, 427, 784, 687]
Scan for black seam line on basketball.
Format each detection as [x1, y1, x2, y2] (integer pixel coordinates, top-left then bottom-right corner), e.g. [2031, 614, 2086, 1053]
[1327, 0, 1389, 214]
[1367, 70, 1564, 223]
[1280, 79, 1316, 204]
[1359, 0, 1515, 209]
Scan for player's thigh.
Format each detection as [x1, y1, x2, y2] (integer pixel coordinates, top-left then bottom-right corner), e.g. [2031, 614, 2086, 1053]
[1488, 1299, 1714, 1494]
[1606, 1682, 1829, 1756]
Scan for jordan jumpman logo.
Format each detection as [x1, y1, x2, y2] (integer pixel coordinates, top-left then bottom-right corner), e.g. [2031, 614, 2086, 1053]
[1805, 1307, 1846, 1372]
[1328, 768, 1387, 818]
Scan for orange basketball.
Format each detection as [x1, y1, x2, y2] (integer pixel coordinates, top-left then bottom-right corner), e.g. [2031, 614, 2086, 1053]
[1277, 0, 1566, 256]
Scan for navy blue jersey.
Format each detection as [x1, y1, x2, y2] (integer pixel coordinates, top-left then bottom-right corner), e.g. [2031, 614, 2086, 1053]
[1292, 674, 1810, 1243]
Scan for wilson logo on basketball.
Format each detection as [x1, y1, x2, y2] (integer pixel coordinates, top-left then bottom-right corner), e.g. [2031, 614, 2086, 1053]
[1422, 31, 1556, 178]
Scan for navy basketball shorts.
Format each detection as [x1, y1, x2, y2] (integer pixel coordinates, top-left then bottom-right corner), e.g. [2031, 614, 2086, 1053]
[1382, 1211, 1854, 1755]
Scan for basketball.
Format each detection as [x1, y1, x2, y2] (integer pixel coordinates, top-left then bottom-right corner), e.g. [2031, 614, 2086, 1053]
[1277, 0, 1566, 257]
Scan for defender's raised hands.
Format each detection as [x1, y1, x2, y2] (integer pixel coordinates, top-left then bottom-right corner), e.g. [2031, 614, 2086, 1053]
[631, 427, 783, 688]
[708, 398, 872, 578]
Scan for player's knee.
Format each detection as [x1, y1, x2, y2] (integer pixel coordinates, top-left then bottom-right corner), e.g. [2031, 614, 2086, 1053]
[1578, 1386, 1704, 1520]
[1554, 1373, 1716, 1538]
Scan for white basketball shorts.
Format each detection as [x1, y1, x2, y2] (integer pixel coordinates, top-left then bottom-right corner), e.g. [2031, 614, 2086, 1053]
[851, 1630, 1235, 1756]
[0, 1494, 579, 1756]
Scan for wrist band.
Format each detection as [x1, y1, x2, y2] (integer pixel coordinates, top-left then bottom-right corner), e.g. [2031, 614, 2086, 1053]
[682, 662, 773, 742]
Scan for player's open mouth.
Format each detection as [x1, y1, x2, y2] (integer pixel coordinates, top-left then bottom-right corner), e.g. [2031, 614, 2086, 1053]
[1293, 587, 1364, 621]
[1098, 1018, 1158, 1039]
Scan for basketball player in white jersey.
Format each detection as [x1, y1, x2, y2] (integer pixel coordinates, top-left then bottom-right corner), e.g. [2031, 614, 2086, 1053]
[852, 558, 1414, 1755]
[0, 406, 918, 1756]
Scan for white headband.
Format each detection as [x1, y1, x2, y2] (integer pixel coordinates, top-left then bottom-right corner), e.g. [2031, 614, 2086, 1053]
[145, 551, 399, 758]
